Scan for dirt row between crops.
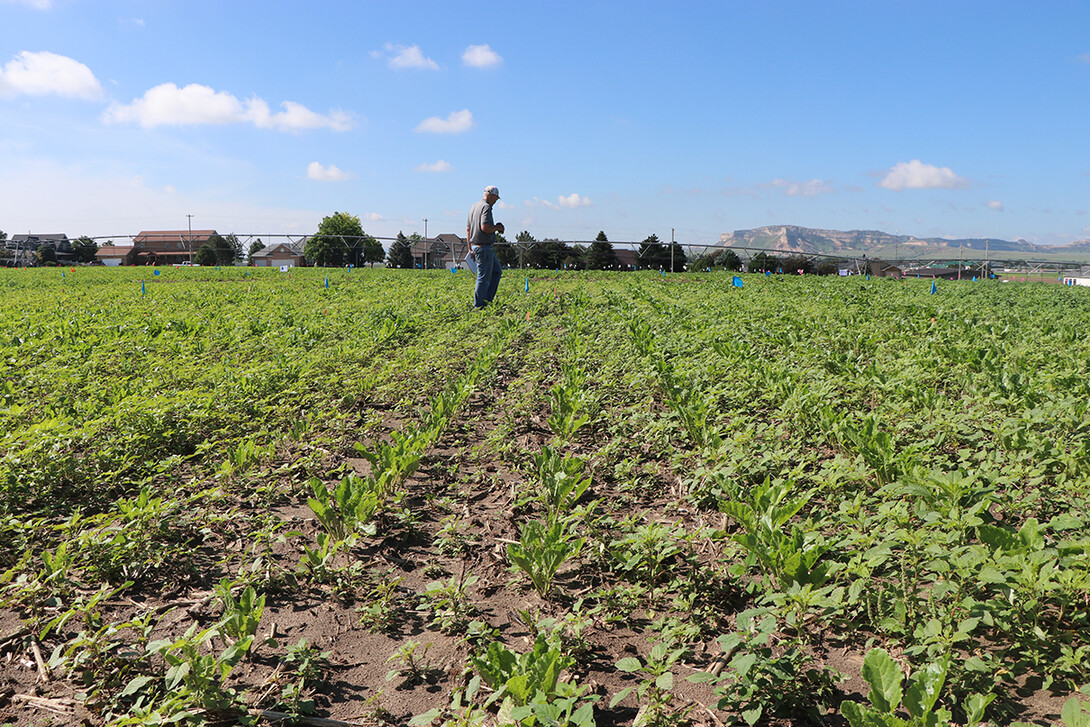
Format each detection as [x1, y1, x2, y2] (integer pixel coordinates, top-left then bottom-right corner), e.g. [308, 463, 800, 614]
[0, 315, 1074, 727]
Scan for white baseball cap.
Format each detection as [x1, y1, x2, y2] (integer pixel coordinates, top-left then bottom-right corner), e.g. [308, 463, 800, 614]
[484, 185, 500, 198]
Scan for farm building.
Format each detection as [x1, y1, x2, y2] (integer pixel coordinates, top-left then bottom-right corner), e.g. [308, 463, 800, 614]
[868, 261, 903, 278]
[251, 241, 307, 268]
[614, 248, 638, 270]
[412, 234, 468, 269]
[129, 229, 220, 265]
[8, 234, 73, 265]
[95, 245, 138, 266]
[902, 266, 978, 280]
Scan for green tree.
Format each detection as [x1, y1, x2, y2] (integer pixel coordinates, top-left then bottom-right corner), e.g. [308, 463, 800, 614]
[306, 211, 369, 267]
[529, 239, 573, 269]
[584, 230, 619, 270]
[715, 249, 743, 271]
[36, 243, 57, 265]
[748, 252, 781, 273]
[782, 254, 815, 275]
[225, 234, 243, 264]
[361, 235, 384, 267]
[72, 236, 99, 264]
[194, 243, 218, 266]
[666, 241, 687, 272]
[247, 239, 266, 265]
[565, 244, 587, 270]
[515, 230, 536, 269]
[387, 232, 413, 269]
[637, 234, 668, 270]
[494, 232, 517, 268]
[204, 234, 236, 266]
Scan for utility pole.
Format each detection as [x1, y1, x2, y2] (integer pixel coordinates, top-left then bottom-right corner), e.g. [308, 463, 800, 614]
[186, 214, 194, 262]
[423, 218, 428, 269]
[670, 228, 675, 273]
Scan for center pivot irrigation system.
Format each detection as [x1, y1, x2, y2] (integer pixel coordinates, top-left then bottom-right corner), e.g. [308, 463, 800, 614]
[85, 232, 1090, 276]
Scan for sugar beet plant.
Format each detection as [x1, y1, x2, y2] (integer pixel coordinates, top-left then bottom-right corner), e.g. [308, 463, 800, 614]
[4, 268, 1090, 726]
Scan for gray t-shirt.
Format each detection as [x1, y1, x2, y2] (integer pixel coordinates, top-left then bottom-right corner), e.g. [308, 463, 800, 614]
[467, 199, 495, 246]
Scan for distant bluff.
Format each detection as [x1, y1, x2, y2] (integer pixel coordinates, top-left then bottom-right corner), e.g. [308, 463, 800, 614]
[715, 225, 1087, 255]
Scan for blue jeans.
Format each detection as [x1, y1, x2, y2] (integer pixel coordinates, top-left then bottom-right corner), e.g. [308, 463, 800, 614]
[473, 244, 501, 308]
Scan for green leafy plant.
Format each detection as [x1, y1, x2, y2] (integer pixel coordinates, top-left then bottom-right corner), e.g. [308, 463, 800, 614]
[508, 519, 584, 599]
[841, 648, 994, 727]
[306, 474, 381, 539]
[548, 363, 592, 442]
[386, 640, 439, 687]
[609, 521, 685, 587]
[148, 621, 253, 713]
[533, 447, 592, 527]
[610, 641, 689, 727]
[469, 634, 596, 726]
[1062, 694, 1090, 727]
[719, 477, 829, 589]
[214, 579, 265, 649]
[271, 638, 331, 717]
[417, 573, 479, 634]
[691, 613, 840, 725]
[356, 571, 406, 633]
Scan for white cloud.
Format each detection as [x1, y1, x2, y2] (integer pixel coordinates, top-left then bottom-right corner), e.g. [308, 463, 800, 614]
[878, 159, 970, 191]
[415, 109, 474, 134]
[770, 178, 834, 197]
[0, 51, 103, 99]
[985, 200, 1005, 212]
[558, 193, 591, 208]
[416, 160, 453, 173]
[382, 44, 439, 70]
[363, 212, 384, 222]
[529, 194, 590, 210]
[248, 99, 353, 132]
[1078, 52, 1090, 64]
[462, 44, 503, 68]
[102, 83, 354, 131]
[306, 162, 352, 182]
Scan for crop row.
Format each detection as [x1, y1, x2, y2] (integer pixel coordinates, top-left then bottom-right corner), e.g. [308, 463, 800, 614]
[0, 267, 1088, 726]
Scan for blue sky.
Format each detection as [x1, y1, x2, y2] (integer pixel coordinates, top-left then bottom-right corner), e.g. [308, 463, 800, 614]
[2, 0, 1088, 246]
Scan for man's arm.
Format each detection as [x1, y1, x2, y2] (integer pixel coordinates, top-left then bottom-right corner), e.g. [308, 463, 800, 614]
[480, 205, 504, 235]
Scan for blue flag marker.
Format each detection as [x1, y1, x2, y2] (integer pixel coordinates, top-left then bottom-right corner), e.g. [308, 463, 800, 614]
[930, 279, 937, 295]
[525, 277, 530, 292]
[866, 273, 871, 281]
[141, 281, 146, 296]
[765, 271, 771, 277]
[973, 276, 977, 282]
[732, 276, 743, 288]
[154, 269, 161, 276]
[324, 274, 329, 288]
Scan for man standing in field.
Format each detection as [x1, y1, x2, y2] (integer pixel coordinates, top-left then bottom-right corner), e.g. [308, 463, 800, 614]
[466, 185, 504, 309]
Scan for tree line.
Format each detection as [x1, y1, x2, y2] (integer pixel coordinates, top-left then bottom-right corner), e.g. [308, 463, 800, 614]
[384, 230, 693, 271]
[4, 216, 844, 274]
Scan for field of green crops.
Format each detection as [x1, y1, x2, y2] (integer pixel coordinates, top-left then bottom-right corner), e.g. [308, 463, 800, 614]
[1, 267, 1088, 727]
